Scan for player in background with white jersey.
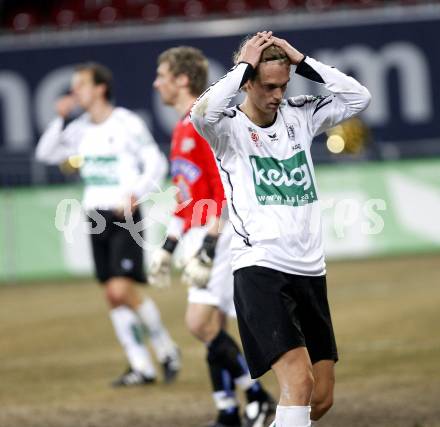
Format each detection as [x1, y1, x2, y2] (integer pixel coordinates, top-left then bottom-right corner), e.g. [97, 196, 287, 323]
[36, 62, 181, 387]
[191, 32, 371, 427]
[151, 47, 274, 427]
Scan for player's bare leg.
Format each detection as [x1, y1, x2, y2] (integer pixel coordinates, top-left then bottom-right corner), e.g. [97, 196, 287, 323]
[311, 360, 335, 421]
[186, 303, 222, 342]
[105, 276, 141, 308]
[271, 347, 314, 427]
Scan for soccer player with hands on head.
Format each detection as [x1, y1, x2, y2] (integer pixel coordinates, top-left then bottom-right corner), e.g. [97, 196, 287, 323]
[151, 46, 275, 427]
[191, 31, 371, 427]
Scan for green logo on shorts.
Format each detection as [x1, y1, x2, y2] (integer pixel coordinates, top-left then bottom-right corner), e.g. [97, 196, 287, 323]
[250, 151, 317, 206]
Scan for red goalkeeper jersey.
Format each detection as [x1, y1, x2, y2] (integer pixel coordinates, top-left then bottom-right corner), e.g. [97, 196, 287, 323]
[170, 113, 225, 233]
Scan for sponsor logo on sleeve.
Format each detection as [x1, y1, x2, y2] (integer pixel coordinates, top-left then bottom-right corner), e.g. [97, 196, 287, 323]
[175, 176, 192, 204]
[287, 124, 295, 140]
[171, 158, 201, 183]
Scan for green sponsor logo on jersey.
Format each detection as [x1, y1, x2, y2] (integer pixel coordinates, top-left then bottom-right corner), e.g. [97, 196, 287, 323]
[81, 155, 119, 185]
[250, 151, 317, 206]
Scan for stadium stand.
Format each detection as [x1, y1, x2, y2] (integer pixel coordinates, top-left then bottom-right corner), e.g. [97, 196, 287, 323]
[1, 0, 437, 32]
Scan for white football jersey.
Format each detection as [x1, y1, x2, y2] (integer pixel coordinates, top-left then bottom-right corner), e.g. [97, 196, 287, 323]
[36, 107, 167, 210]
[191, 57, 371, 276]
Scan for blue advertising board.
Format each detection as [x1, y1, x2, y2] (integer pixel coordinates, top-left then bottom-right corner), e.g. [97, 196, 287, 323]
[0, 6, 439, 156]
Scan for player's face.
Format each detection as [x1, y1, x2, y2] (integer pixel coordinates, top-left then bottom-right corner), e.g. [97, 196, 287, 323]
[246, 61, 290, 115]
[71, 70, 102, 110]
[153, 62, 179, 106]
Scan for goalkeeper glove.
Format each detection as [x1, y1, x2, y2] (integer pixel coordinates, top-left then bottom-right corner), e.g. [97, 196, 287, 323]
[148, 237, 178, 288]
[182, 234, 218, 288]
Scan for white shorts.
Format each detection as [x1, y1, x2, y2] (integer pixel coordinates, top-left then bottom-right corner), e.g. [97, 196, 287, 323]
[175, 222, 235, 317]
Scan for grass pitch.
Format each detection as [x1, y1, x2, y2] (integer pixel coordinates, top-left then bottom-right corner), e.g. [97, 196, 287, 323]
[1, 254, 440, 427]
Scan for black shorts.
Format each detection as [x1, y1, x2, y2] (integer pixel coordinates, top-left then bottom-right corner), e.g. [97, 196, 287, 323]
[88, 209, 146, 284]
[233, 265, 338, 378]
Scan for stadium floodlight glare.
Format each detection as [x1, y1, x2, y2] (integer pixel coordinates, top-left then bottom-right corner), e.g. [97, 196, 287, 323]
[327, 134, 345, 154]
[67, 155, 84, 169]
[59, 155, 84, 174]
[326, 117, 371, 155]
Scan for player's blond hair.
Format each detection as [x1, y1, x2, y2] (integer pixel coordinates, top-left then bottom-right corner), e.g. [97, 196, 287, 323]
[158, 46, 208, 97]
[233, 35, 290, 80]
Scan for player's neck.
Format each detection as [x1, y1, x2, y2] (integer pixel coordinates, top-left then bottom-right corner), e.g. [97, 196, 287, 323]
[88, 100, 114, 124]
[239, 100, 276, 127]
[174, 93, 196, 117]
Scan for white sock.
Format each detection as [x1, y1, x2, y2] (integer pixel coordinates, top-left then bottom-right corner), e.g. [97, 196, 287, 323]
[137, 298, 178, 363]
[213, 391, 239, 411]
[110, 306, 156, 378]
[275, 405, 311, 427]
[234, 373, 257, 391]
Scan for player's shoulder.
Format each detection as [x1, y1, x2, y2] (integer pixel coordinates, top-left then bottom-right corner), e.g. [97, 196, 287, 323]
[77, 111, 89, 122]
[112, 106, 141, 122]
[65, 111, 89, 132]
[177, 116, 210, 148]
[221, 106, 238, 119]
[176, 115, 201, 137]
[112, 107, 147, 132]
[284, 95, 326, 108]
[175, 116, 196, 137]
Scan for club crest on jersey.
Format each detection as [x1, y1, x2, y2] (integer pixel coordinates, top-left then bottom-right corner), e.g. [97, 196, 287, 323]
[287, 124, 295, 140]
[248, 127, 262, 147]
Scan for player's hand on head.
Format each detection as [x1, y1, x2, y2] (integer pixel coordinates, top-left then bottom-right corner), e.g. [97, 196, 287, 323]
[238, 31, 274, 69]
[56, 95, 77, 118]
[148, 248, 172, 289]
[271, 36, 305, 65]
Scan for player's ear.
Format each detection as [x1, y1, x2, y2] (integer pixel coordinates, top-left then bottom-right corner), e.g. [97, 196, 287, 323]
[241, 80, 251, 92]
[176, 73, 190, 89]
[96, 83, 107, 99]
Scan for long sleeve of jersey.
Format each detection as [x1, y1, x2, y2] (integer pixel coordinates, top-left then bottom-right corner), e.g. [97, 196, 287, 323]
[132, 144, 168, 199]
[190, 62, 250, 147]
[293, 56, 371, 136]
[197, 138, 225, 218]
[35, 117, 81, 164]
[169, 116, 226, 235]
[191, 57, 371, 144]
[126, 119, 168, 199]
